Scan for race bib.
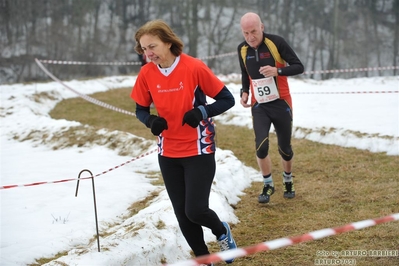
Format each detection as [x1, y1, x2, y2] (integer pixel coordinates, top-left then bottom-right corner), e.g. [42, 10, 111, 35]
[251, 77, 280, 103]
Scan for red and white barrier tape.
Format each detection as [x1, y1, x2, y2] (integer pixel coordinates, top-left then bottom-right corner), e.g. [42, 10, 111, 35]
[304, 66, 399, 75]
[0, 148, 157, 190]
[37, 56, 399, 108]
[164, 213, 399, 266]
[38, 60, 143, 66]
[35, 59, 136, 116]
[38, 52, 237, 65]
[292, 91, 398, 94]
[38, 55, 399, 75]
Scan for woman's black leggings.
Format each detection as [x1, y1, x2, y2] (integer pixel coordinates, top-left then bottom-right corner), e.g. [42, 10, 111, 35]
[158, 153, 226, 257]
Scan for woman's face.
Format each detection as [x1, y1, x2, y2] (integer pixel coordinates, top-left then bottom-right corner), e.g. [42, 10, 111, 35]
[140, 34, 172, 67]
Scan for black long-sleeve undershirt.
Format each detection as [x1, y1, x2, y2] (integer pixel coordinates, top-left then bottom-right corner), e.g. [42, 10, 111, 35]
[135, 86, 234, 127]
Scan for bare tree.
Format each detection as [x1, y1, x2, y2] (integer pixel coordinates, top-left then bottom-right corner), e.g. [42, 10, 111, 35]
[1, 0, 397, 83]
[392, 0, 398, 75]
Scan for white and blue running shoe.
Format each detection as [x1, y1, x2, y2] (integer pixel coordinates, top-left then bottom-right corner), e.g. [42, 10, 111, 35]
[217, 222, 237, 264]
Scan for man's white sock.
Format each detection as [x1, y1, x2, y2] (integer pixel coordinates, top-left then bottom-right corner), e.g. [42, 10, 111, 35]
[263, 174, 274, 187]
[283, 172, 293, 182]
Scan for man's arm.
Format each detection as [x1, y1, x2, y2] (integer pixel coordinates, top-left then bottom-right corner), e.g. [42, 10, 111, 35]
[277, 37, 304, 76]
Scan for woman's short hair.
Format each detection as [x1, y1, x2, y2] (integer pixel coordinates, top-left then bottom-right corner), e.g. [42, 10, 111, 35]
[134, 20, 183, 57]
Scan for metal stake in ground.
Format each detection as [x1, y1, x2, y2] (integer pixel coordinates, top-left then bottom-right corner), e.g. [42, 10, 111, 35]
[75, 169, 100, 252]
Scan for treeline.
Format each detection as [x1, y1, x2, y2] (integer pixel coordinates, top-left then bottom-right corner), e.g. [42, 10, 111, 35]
[1, 0, 398, 84]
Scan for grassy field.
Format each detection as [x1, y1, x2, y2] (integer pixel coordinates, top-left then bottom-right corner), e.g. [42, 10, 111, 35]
[49, 87, 399, 266]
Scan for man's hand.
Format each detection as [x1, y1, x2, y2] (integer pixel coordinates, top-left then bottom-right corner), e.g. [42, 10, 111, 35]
[259, 65, 278, 77]
[240, 92, 251, 108]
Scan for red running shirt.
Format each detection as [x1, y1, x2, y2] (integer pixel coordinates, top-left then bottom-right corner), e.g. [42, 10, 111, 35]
[131, 53, 225, 158]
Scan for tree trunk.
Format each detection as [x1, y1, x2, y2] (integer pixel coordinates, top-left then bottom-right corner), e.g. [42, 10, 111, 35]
[393, 0, 399, 75]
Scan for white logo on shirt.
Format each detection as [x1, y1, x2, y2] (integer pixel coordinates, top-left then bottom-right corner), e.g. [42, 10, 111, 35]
[157, 82, 184, 93]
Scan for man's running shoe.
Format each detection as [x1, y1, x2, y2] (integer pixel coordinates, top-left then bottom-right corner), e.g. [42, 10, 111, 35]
[258, 184, 275, 203]
[283, 181, 295, 198]
[217, 222, 237, 264]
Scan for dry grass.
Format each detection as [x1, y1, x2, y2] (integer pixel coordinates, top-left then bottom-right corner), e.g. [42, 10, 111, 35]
[213, 125, 399, 266]
[50, 88, 399, 266]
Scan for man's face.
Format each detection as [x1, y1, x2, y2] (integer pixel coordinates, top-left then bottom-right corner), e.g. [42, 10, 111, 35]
[241, 21, 264, 49]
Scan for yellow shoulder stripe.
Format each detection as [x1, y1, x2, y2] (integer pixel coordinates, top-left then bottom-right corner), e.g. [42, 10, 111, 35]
[240, 38, 285, 66]
[240, 45, 248, 66]
[265, 38, 284, 64]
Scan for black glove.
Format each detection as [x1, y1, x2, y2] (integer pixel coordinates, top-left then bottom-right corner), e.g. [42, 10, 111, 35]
[147, 115, 168, 136]
[182, 108, 203, 128]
